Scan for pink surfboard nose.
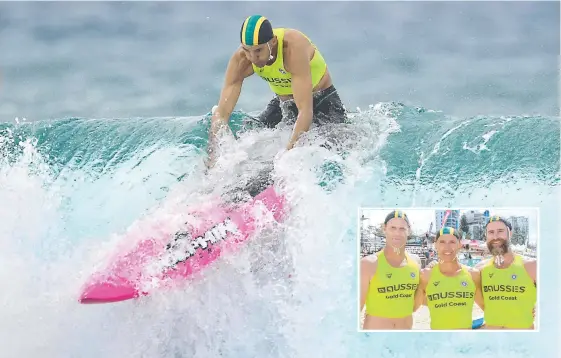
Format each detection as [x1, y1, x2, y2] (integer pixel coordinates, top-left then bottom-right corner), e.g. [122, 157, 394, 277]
[79, 279, 139, 304]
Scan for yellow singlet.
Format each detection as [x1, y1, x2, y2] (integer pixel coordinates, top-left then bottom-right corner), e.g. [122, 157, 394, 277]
[364, 250, 420, 319]
[481, 254, 536, 328]
[252, 28, 327, 96]
[425, 264, 475, 329]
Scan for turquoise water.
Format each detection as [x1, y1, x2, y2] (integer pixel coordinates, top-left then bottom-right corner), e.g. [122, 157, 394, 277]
[1, 2, 559, 358]
[459, 258, 483, 267]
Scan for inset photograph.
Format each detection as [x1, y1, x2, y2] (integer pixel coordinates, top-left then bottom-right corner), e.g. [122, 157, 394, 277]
[358, 208, 538, 331]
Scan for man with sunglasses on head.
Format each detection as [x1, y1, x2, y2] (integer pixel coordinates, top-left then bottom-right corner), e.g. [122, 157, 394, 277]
[207, 15, 347, 169]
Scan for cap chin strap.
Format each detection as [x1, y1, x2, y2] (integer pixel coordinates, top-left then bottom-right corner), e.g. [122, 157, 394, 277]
[267, 42, 274, 61]
[494, 255, 505, 266]
[438, 249, 459, 264]
[390, 242, 406, 255]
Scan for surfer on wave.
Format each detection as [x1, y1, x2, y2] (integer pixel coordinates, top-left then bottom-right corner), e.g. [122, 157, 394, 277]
[206, 15, 348, 170]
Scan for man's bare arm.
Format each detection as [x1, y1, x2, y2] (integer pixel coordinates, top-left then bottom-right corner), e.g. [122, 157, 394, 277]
[471, 268, 485, 310]
[360, 256, 377, 316]
[410, 253, 426, 310]
[284, 35, 313, 150]
[416, 268, 431, 309]
[524, 259, 537, 284]
[207, 50, 253, 168]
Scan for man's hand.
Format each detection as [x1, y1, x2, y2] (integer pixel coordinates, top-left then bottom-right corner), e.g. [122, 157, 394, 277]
[206, 107, 224, 170]
[274, 148, 287, 162]
[211, 105, 219, 117]
[205, 151, 217, 171]
[206, 110, 231, 170]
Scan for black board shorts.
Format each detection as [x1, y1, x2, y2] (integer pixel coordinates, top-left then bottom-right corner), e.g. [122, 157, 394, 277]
[254, 85, 347, 128]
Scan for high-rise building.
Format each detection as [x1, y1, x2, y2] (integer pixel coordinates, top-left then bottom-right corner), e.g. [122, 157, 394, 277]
[509, 216, 529, 233]
[509, 216, 530, 246]
[435, 210, 460, 231]
[470, 225, 483, 241]
[461, 209, 488, 241]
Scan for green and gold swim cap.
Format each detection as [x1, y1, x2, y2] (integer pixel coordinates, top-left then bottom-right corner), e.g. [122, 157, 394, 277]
[240, 15, 274, 46]
[383, 210, 410, 226]
[486, 215, 512, 230]
[436, 226, 460, 240]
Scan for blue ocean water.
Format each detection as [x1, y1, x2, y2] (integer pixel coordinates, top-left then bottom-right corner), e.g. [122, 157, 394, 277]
[0, 2, 559, 358]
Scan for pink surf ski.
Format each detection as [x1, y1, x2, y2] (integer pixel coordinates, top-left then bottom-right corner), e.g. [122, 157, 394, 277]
[79, 185, 286, 304]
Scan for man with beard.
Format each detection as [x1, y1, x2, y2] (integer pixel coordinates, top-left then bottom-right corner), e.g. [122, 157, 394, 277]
[359, 210, 423, 330]
[475, 216, 537, 329]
